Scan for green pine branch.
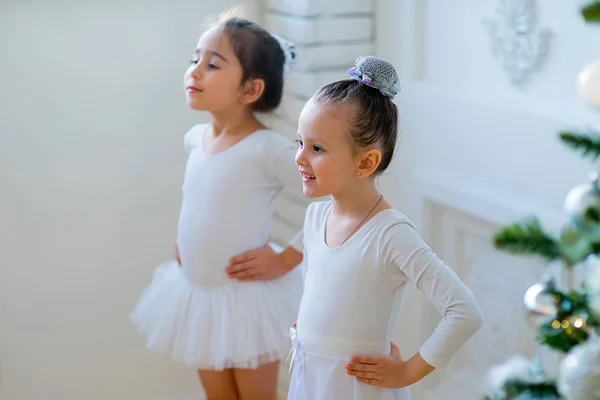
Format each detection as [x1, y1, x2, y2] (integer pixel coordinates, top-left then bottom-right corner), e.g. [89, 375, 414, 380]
[559, 224, 596, 266]
[535, 288, 596, 353]
[538, 322, 589, 353]
[493, 217, 562, 262]
[502, 379, 560, 398]
[483, 379, 561, 400]
[582, 1, 600, 24]
[559, 131, 600, 161]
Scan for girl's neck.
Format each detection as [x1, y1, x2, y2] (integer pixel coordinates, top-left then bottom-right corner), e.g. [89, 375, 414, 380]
[210, 107, 264, 137]
[331, 180, 387, 216]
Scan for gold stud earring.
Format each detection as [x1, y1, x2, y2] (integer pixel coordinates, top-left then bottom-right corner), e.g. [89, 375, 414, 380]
[357, 172, 362, 176]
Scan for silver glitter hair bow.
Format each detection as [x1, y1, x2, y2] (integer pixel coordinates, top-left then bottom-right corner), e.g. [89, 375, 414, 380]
[271, 33, 296, 74]
[348, 56, 400, 99]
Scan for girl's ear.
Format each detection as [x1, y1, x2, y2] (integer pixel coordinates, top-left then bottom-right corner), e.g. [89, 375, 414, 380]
[239, 78, 265, 105]
[356, 149, 382, 178]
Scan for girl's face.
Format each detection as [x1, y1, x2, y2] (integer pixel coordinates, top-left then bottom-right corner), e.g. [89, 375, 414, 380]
[295, 99, 364, 198]
[184, 28, 245, 112]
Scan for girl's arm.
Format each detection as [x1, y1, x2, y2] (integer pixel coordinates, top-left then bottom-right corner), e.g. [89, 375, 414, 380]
[227, 135, 307, 280]
[347, 221, 483, 388]
[383, 222, 483, 369]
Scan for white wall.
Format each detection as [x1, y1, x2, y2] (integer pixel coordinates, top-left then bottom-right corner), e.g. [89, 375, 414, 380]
[375, 1, 600, 399]
[0, 1, 255, 399]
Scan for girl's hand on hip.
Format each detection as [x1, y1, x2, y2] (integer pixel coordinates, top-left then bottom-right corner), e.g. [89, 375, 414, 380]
[226, 244, 283, 281]
[345, 342, 410, 389]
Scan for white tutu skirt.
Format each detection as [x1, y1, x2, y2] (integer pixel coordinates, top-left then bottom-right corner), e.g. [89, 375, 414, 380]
[130, 260, 304, 370]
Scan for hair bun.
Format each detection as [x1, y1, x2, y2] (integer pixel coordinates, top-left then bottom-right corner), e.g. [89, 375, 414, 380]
[348, 56, 400, 99]
[271, 33, 295, 74]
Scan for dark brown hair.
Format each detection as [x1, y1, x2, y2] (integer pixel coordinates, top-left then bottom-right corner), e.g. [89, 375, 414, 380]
[314, 80, 399, 175]
[211, 14, 289, 112]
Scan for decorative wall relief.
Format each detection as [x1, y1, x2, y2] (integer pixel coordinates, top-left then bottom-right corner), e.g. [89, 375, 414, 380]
[484, 0, 552, 86]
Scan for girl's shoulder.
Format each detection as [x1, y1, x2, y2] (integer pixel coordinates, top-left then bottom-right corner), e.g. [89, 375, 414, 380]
[375, 208, 418, 237]
[304, 200, 333, 230]
[353, 208, 420, 246]
[380, 208, 414, 227]
[183, 123, 210, 154]
[373, 209, 429, 254]
[306, 200, 332, 219]
[252, 128, 296, 150]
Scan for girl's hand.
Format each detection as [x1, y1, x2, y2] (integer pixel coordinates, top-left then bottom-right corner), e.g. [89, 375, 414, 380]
[226, 244, 285, 281]
[345, 343, 410, 388]
[175, 243, 181, 266]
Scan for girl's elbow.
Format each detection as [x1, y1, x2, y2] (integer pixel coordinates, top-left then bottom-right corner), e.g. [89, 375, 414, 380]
[469, 303, 484, 333]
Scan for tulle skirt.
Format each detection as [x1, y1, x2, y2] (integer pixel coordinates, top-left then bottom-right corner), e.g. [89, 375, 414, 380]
[130, 260, 304, 370]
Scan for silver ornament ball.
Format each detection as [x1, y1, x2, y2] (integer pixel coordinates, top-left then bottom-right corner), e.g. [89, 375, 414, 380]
[524, 282, 559, 328]
[557, 337, 600, 399]
[586, 255, 600, 319]
[564, 173, 600, 231]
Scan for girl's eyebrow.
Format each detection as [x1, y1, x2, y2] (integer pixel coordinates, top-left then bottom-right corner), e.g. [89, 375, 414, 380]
[299, 134, 328, 146]
[194, 48, 229, 63]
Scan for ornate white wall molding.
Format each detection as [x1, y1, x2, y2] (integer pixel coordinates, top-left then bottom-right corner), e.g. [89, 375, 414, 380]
[484, 0, 552, 86]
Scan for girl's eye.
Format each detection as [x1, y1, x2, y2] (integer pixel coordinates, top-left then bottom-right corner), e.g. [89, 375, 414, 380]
[312, 145, 321, 152]
[295, 139, 303, 147]
[189, 59, 219, 70]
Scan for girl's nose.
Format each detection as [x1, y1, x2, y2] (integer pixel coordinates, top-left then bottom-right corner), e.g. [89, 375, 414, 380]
[295, 147, 307, 167]
[189, 62, 203, 80]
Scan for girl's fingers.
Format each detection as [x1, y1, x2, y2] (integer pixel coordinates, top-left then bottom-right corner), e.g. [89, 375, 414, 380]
[345, 362, 378, 372]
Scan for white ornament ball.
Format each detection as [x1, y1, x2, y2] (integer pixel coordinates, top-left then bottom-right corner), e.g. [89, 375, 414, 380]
[488, 356, 560, 399]
[557, 337, 600, 399]
[564, 174, 600, 231]
[578, 59, 600, 110]
[488, 356, 537, 392]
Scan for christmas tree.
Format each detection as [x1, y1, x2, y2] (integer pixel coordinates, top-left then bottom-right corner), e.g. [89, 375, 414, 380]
[483, 3, 600, 400]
